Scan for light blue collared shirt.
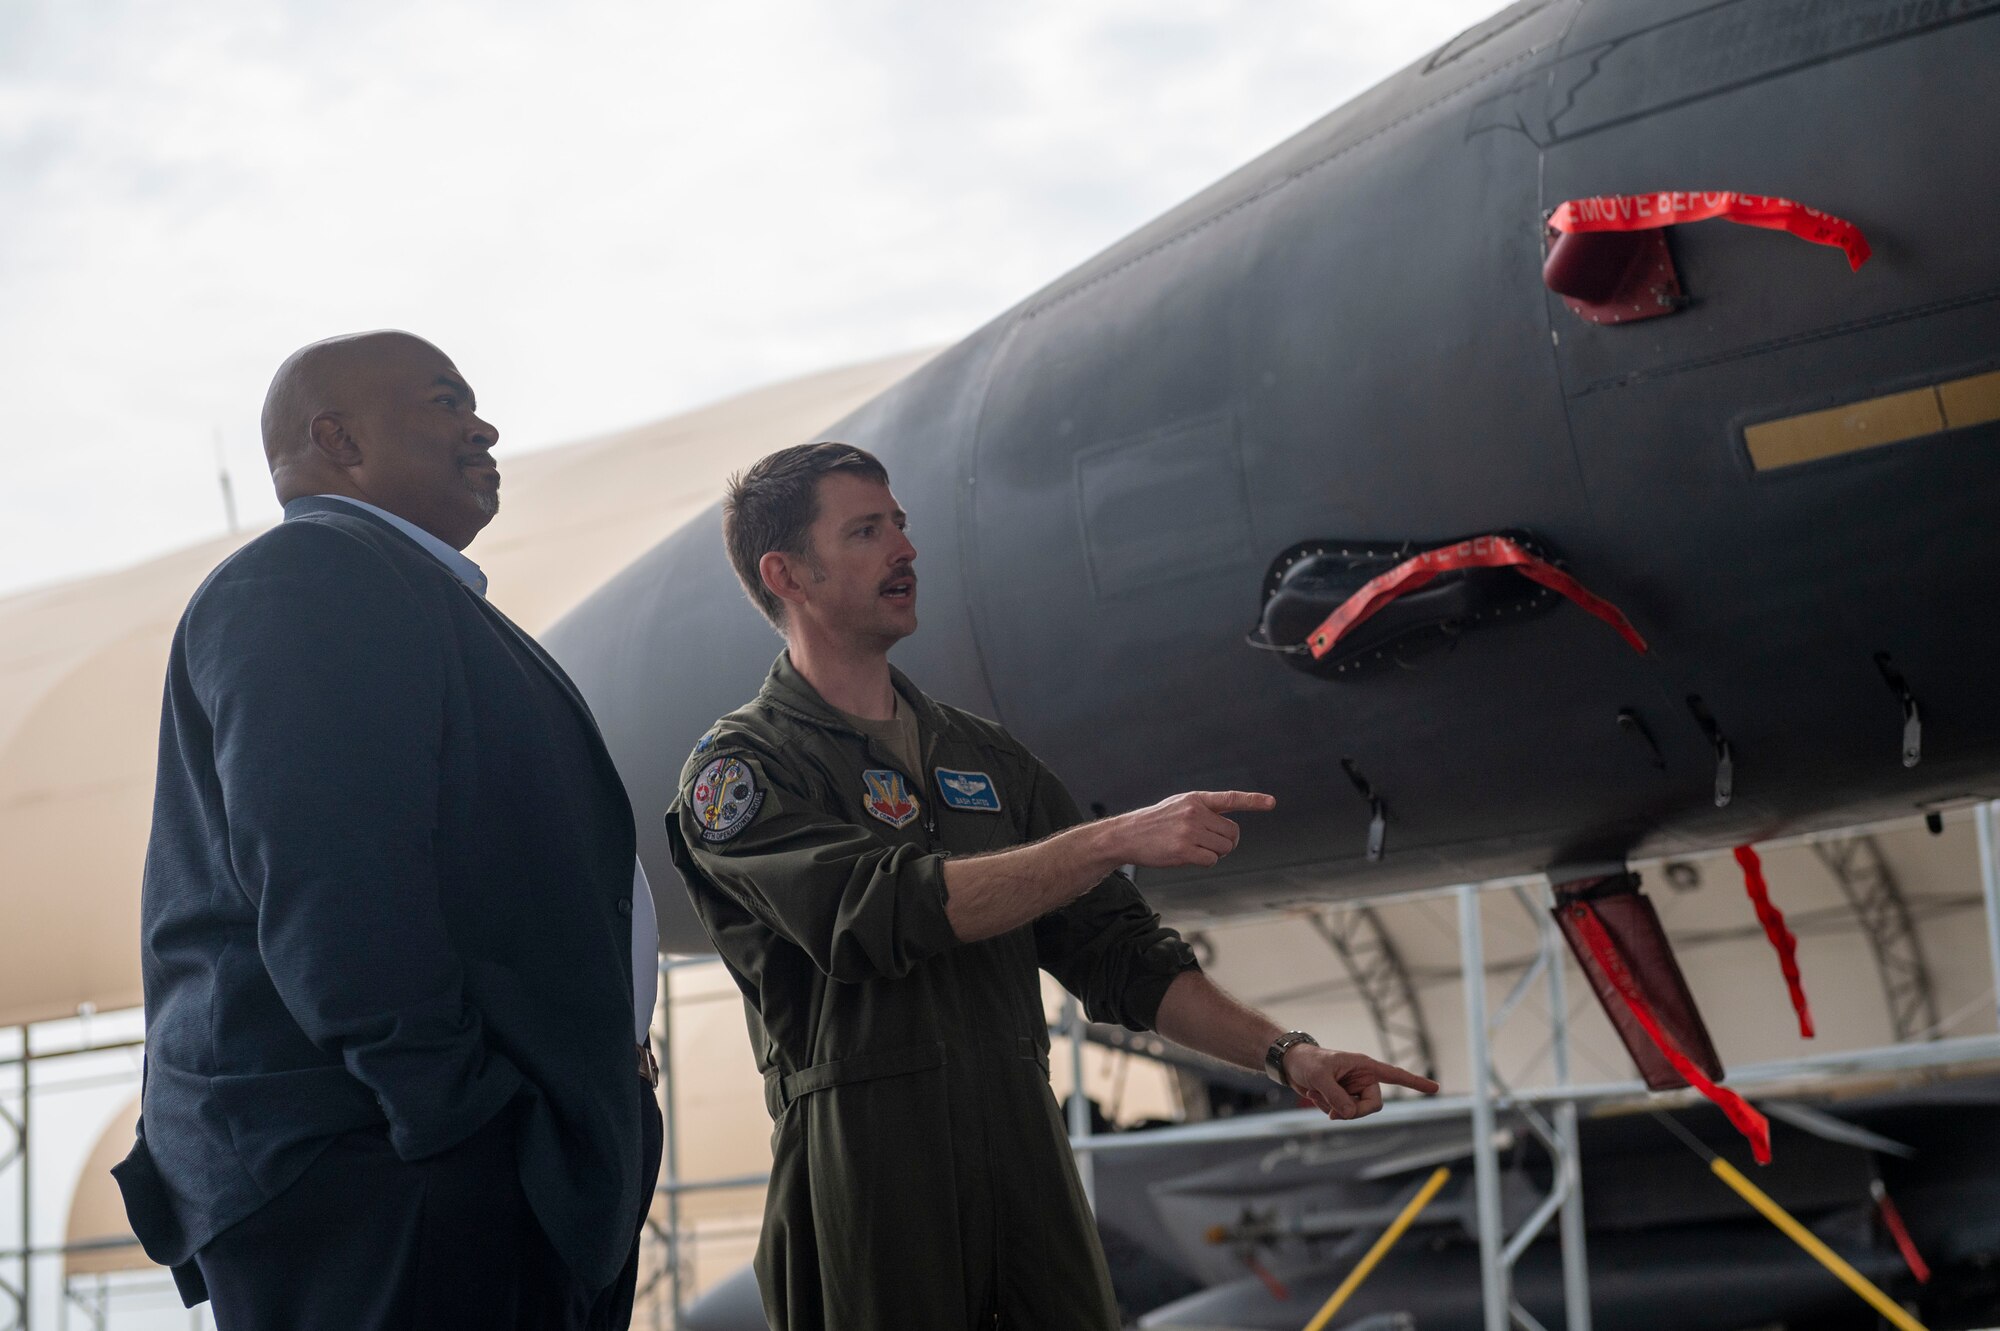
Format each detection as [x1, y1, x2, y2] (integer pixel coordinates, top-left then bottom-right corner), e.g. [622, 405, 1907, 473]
[313, 494, 489, 597]
[306, 494, 660, 1044]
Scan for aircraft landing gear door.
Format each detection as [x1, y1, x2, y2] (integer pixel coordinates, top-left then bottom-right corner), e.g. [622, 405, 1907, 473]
[1538, 0, 2000, 789]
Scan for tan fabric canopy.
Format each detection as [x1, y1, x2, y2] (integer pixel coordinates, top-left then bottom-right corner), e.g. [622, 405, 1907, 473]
[0, 350, 931, 1028]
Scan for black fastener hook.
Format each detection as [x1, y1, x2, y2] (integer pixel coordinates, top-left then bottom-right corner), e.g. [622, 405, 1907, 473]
[1685, 696, 1733, 808]
[1340, 757, 1388, 861]
[1875, 654, 1921, 769]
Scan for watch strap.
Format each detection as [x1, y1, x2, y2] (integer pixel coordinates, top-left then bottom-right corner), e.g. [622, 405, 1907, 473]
[1265, 1031, 1318, 1088]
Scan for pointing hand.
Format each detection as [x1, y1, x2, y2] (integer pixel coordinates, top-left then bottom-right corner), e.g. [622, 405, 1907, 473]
[1283, 1046, 1441, 1120]
[1102, 791, 1276, 870]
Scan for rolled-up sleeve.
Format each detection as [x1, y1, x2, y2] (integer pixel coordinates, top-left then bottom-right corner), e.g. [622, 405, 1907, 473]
[669, 746, 960, 984]
[1025, 760, 1201, 1031]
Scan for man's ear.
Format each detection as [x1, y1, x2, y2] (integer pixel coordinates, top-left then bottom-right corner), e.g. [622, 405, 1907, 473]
[308, 412, 363, 469]
[759, 550, 812, 614]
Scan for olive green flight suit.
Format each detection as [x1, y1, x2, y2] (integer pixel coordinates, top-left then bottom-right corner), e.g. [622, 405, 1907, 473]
[666, 654, 1200, 1331]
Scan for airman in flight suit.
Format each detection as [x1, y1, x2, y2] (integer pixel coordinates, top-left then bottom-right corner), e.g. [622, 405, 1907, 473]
[666, 443, 1439, 1330]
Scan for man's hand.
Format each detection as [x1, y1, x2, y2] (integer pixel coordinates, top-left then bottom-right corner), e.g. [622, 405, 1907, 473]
[1096, 791, 1276, 870]
[1282, 1045, 1441, 1120]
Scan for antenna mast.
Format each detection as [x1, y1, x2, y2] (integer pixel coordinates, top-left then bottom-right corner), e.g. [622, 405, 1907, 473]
[213, 428, 239, 534]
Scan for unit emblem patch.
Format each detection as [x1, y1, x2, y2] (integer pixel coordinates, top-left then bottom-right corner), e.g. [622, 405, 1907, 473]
[862, 769, 921, 828]
[935, 768, 1002, 813]
[693, 756, 763, 843]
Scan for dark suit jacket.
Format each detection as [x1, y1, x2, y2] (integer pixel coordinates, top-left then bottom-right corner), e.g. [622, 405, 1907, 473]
[114, 497, 647, 1300]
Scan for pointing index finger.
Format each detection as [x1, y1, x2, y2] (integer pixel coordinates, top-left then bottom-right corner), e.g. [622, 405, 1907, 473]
[1198, 791, 1277, 814]
[1375, 1060, 1441, 1095]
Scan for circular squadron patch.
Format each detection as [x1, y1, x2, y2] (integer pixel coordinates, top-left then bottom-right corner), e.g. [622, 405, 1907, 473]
[693, 756, 763, 843]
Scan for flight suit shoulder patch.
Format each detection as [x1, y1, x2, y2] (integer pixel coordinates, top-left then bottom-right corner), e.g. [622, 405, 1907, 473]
[691, 753, 765, 843]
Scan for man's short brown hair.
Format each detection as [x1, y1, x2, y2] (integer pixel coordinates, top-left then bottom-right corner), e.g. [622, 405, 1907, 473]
[724, 442, 890, 627]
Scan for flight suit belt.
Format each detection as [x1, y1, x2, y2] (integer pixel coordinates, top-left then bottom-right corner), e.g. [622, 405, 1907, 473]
[765, 1036, 1048, 1116]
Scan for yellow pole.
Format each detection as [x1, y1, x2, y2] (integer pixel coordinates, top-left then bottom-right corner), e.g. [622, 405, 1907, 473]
[1709, 1157, 1928, 1331]
[1302, 1166, 1452, 1331]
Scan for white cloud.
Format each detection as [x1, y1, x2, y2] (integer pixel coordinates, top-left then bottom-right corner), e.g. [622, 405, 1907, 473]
[0, 0, 1500, 598]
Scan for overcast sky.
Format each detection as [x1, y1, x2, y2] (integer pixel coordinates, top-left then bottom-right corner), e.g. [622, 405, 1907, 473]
[0, 0, 1500, 599]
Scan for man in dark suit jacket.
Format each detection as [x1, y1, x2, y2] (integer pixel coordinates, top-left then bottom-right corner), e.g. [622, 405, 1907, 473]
[113, 331, 662, 1329]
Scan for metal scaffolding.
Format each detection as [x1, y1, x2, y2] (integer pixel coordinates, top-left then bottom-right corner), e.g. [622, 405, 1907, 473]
[1310, 904, 1438, 1082]
[1980, 803, 2000, 1034]
[1813, 833, 1939, 1041]
[1458, 883, 1590, 1331]
[0, 1030, 149, 1331]
[1, 1029, 23, 1331]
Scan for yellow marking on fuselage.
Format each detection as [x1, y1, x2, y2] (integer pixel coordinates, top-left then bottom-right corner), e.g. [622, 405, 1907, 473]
[1745, 367, 2000, 471]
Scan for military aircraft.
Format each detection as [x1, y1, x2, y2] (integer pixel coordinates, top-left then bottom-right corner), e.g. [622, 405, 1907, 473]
[548, 0, 2000, 953]
[543, 0, 2000, 1324]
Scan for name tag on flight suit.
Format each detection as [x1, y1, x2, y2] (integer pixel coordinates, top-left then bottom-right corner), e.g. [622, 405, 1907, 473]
[935, 768, 1003, 813]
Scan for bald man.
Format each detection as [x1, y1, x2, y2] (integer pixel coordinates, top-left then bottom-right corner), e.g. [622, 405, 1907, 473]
[114, 332, 662, 1329]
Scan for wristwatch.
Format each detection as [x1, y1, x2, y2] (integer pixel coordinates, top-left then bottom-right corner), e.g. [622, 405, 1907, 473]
[1265, 1031, 1319, 1089]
